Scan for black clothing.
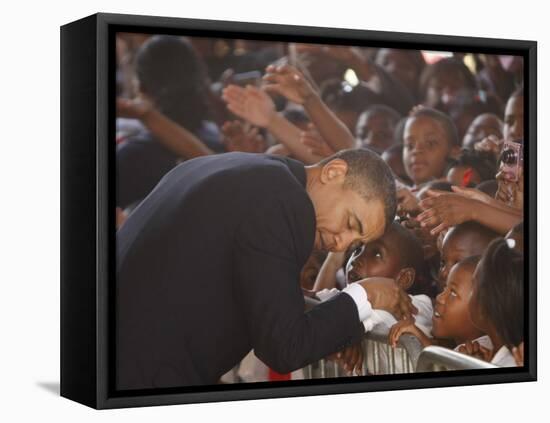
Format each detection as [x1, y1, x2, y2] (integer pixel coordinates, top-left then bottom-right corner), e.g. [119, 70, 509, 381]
[116, 152, 364, 389]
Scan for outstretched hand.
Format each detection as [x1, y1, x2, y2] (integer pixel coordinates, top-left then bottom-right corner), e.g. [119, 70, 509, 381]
[222, 84, 276, 128]
[116, 97, 154, 120]
[356, 277, 418, 320]
[417, 190, 477, 235]
[262, 64, 316, 105]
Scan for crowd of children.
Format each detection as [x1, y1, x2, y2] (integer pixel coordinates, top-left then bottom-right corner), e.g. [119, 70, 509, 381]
[115, 33, 526, 380]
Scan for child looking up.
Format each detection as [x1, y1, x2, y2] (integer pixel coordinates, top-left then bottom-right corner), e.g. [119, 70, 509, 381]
[389, 256, 487, 351]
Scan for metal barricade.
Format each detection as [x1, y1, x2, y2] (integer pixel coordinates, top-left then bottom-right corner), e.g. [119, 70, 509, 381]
[302, 323, 424, 378]
[415, 346, 498, 372]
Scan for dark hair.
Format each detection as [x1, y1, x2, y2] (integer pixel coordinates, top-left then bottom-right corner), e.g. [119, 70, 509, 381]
[320, 79, 382, 113]
[419, 57, 478, 100]
[282, 108, 310, 126]
[475, 238, 524, 347]
[448, 149, 497, 183]
[422, 180, 454, 192]
[359, 104, 402, 126]
[318, 148, 397, 228]
[393, 116, 408, 144]
[386, 222, 424, 271]
[135, 35, 211, 131]
[408, 107, 460, 148]
[445, 221, 500, 251]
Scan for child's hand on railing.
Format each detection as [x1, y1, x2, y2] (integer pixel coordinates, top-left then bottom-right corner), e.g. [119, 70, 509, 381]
[456, 340, 493, 362]
[389, 319, 432, 349]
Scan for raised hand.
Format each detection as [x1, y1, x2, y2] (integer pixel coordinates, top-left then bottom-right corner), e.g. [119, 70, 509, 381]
[474, 134, 503, 158]
[222, 84, 276, 128]
[450, 185, 493, 204]
[417, 190, 476, 235]
[221, 120, 267, 153]
[262, 64, 316, 105]
[116, 96, 154, 120]
[299, 123, 336, 158]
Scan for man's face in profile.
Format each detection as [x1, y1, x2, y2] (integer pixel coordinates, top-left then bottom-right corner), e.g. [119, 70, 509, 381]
[308, 159, 386, 253]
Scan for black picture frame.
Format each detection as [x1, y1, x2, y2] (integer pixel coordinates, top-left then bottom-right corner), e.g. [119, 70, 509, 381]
[60, 12, 537, 409]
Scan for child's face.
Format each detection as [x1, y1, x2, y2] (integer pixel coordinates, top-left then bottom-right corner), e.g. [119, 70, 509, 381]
[355, 111, 396, 153]
[382, 147, 410, 185]
[345, 234, 403, 283]
[403, 116, 453, 185]
[503, 95, 524, 142]
[439, 230, 482, 284]
[462, 114, 503, 149]
[424, 70, 469, 109]
[447, 165, 481, 187]
[375, 49, 418, 93]
[432, 262, 482, 342]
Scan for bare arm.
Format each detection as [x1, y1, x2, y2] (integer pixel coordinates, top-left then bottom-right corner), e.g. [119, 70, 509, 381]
[221, 84, 323, 164]
[117, 98, 213, 159]
[312, 252, 346, 292]
[263, 64, 356, 152]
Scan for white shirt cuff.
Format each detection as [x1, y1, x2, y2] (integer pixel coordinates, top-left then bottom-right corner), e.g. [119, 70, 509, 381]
[342, 283, 374, 323]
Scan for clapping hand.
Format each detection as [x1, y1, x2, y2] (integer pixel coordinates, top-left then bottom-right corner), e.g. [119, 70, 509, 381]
[262, 64, 316, 105]
[222, 84, 276, 128]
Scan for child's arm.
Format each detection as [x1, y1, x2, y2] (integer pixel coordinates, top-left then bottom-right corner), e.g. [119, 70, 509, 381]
[221, 84, 323, 164]
[312, 252, 346, 292]
[417, 190, 522, 235]
[389, 319, 433, 348]
[117, 97, 214, 159]
[263, 64, 356, 153]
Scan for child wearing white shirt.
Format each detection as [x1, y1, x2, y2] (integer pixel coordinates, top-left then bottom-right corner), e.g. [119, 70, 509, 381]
[314, 222, 437, 374]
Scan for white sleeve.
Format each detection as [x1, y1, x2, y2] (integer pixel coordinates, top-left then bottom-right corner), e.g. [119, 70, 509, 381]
[411, 295, 434, 337]
[341, 283, 375, 323]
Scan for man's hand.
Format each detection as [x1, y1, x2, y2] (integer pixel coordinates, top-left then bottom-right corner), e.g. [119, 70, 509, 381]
[262, 64, 316, 105]
[222, 84, 276, 128]
[356, 277, 418, 320]
[327, 343, 364, 376]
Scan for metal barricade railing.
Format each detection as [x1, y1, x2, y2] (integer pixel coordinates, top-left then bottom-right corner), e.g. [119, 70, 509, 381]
[415, 346, 498, 372]
[302, 323, 424, 378]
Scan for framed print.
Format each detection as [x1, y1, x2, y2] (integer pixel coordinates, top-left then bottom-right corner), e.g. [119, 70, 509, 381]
[60, 12, 536, 409]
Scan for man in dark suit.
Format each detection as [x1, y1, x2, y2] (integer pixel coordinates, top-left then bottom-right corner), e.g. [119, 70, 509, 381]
[116, 149, 411, 389]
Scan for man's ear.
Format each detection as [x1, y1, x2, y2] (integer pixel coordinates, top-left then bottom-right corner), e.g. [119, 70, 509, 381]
[320, 158, 348, 184]
[395, 267, 415, 291]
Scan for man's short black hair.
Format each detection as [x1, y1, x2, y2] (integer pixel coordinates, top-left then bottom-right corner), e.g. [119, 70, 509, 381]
[318, 148, 397, 228]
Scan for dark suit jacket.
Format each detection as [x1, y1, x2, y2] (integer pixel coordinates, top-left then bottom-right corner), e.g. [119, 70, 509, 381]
[116, 152, 364, 389]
